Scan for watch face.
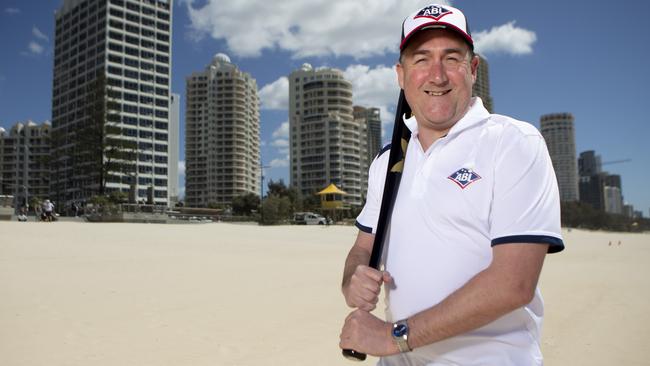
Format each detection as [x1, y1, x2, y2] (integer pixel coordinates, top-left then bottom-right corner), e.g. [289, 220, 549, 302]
[393, 323, 408, 337]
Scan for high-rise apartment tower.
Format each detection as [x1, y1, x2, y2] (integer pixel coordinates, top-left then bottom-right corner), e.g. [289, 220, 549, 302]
[0, 121, 52, 208]
[540, 113, 578, 202]
[51, 0, 173, 206]
[185, 54, 260, 207]
[473, 54, 493, 113]
[289, 64, 368, 206]
[353, 106, 382, 166]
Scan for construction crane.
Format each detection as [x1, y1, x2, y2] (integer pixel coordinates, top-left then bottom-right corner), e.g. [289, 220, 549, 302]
[601, 159, 632, 166]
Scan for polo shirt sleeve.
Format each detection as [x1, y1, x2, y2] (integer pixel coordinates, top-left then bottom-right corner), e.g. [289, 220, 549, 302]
[490, 128, 564, 253]
[355, 146, 389, 234]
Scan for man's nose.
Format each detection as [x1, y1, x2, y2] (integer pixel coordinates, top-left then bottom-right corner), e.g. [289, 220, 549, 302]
[428, 60, 448, 85]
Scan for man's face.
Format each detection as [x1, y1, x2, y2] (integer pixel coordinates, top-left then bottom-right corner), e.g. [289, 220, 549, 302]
[397, 29, 479, 137]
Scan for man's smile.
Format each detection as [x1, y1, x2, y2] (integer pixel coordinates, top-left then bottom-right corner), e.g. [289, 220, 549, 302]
[424, 90, 451, 96]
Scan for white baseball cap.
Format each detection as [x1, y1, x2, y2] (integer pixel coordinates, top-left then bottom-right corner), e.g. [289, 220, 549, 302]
[400, 3, 473, 51]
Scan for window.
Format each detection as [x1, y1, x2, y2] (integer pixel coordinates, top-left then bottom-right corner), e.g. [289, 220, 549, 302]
[108, 66, 122, 75]
[139, 118, 153, 127]
[124, 57, 138, 67]
[140, 96, 154, 104]
[140, 84, 154, 93]
[139, 130, 153, 139]
[108, 54, 122, 64]
[124, 69, 138, 79]
[126, 2, 140, 12]
[140, 107, 153, 115]
[125, 35, 139, 45]
[123, 104, 138, 114]
[155, 65, 168, 74]
[125, 13, 139, 23]
[125, 46, 139, 56]
[141, 61, 154, 71]
[108, 31, 122, 41]
[108, 42, 123, 52]
[124, 81, 138, 90]
[125, 24, 139, 34]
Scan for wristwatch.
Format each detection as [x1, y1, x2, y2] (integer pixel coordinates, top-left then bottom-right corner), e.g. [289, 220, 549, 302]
[391, 319, 412, 353]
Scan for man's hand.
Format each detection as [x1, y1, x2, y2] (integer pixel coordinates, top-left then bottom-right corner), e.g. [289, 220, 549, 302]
[340, 309, 399, 357]
[342, 265, 392, 312]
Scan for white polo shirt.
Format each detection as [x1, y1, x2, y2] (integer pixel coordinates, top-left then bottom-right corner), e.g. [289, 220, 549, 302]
[356, 98, 564, 366]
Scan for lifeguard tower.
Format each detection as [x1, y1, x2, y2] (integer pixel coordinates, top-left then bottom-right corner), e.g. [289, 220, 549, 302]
[316, 183, 349, 222]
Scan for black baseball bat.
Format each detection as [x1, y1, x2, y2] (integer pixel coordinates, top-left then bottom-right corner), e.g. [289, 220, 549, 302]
[343, 90, 412, 361]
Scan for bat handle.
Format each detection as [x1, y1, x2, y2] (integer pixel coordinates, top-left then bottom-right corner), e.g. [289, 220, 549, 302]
[342, 349, 367, 361]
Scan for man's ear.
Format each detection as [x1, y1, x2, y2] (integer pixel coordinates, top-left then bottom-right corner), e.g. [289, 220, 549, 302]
[470, 55, 480, 82]
[396, 63, 405, 90]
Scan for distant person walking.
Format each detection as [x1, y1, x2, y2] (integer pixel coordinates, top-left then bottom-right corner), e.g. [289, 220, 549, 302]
[42, 199, 55, 222]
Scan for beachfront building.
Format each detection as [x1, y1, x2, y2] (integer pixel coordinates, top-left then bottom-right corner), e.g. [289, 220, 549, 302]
[289, 64, 368, 207]
[540, 113, 579, 202]
[0, 121, 52, 209]
[578, 150, 602, 177]
[50, 0, 174, 206]
[578, 150, 628, 214]
[353, 106, 382, 167]
[168, 92, 180, 205]
[184, 54, 260, 208]
[473, 54, 493, 113]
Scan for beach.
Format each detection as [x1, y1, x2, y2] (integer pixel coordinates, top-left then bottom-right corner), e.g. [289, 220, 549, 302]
[1, 222, 649, 365]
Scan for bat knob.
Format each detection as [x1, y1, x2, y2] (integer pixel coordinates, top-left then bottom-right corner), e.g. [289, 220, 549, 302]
[342, 349, 367, 361]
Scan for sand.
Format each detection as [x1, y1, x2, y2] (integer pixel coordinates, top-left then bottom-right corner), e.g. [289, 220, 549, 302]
[1, 222, 649, 365]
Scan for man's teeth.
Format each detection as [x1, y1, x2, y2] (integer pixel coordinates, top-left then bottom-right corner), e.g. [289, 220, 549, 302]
[426, 90, 448, 96]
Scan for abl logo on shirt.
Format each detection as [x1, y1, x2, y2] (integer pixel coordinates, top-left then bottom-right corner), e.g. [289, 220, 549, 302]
[448, 168, 482, 189]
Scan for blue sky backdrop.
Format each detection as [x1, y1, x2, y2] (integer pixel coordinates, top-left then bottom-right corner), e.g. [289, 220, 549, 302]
[1, 0, 649, 214]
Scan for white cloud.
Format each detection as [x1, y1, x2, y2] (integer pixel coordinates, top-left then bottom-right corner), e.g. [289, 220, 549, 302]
[259, 76, 288, 110]
[268, 121, 291, 162]
[269, 158, 289, 168]
[28, 41, 44, 55]
[271, 139, 289, 148]
[474, 21, 537, 56]
[344, 64, 400, 131]
[5, 7, 20, 14]
[178, 160, 186, 176]
[272, 121, 289, 139]
[182, 0, 447, 59]
[32, 26, 49, 42]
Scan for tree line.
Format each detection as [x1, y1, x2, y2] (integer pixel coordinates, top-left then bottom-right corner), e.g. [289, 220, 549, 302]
[561, 201, 650, 232]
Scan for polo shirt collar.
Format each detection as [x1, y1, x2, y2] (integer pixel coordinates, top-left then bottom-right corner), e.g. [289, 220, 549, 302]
[402, 97, 490, 139]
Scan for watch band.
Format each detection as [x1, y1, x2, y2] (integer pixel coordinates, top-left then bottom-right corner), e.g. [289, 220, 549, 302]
[392, 319, 411, 353]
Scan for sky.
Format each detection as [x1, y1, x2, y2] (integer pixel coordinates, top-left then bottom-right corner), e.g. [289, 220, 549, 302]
[0, 0, 649, 215]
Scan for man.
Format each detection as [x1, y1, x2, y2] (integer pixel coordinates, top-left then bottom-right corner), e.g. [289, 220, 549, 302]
[339, 4, 564, 365]
[42, 199, 55, 222]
